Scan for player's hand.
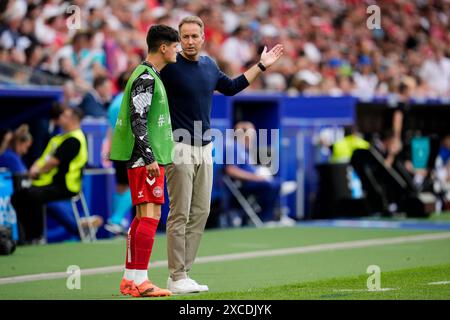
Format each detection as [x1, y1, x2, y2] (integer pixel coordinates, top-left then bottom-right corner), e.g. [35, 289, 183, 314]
[260, 44, 284, 69]
[146, 161, 160, 177]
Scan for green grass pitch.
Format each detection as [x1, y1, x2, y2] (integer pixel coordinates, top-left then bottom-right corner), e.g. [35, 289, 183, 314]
[1, 215, 450, 300]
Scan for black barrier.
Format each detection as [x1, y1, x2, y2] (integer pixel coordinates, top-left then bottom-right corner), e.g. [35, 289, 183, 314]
[356, 101, 450, 139]
[312, 163, 370, 219]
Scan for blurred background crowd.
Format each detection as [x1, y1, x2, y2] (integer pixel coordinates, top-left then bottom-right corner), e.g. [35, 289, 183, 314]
[1, 0, 449, 116]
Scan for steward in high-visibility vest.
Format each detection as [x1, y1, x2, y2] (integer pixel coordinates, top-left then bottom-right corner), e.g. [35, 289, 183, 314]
[32, 128, 87, 194]
[332, 134, 370, 162]
[30, 107, 88, 195]
[11, 107, 90, 244]
[332, 126, 370, 163]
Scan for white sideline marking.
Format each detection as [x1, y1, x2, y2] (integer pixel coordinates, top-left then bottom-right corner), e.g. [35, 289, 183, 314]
[428, 281, 450, 285]
[1, 231, 450, 286]
[333, 288, 397, 292]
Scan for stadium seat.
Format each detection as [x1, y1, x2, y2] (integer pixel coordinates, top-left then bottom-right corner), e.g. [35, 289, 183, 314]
[222, 175, 264, 228]
[70, 191, 97, 242]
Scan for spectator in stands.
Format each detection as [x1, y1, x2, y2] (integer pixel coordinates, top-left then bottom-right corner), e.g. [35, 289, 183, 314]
[25, 44, 45, 70]
[34, 4, 67, 48]
[51, 30, 106, 85]
[0, 0, 28, 59]
[221, 24, 255, 72]
[0, 124, 32, 174]
[72, 30, 107, 84]
[1, 1, 449, 97]
[225, 121, 296, 224]
[51, 31, 87, 74]
[11, 107, 102, 244]
[77, 75, 112, 118]
[289, 57, 323, 95]
[352, 56, 379, 100]
[419, 46, 450, 98]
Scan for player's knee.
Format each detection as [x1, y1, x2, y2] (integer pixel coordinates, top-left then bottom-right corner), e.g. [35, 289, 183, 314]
[137, 203, 162, 219]
[152, 208, 161, 220]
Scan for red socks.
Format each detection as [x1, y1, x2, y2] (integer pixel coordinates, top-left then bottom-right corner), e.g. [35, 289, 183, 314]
[125, 216, 140, 270]
[134, 217, 159, 270]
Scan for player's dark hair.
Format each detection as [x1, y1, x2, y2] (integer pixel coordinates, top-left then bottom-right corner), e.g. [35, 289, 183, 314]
[146, 25, 180, 54]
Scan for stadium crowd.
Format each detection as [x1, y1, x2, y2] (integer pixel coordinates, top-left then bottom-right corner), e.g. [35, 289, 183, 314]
[0, 0, 449, 109]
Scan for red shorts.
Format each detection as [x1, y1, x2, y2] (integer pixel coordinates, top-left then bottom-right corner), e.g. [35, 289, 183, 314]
[127, 166, 165, 206]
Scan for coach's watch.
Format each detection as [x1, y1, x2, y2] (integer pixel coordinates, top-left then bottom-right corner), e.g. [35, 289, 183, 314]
[257, 62, 267, 72]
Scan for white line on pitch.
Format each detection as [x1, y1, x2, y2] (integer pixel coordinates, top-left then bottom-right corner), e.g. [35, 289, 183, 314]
[333, 288, 397, 292]
[428, 281, 450, 285]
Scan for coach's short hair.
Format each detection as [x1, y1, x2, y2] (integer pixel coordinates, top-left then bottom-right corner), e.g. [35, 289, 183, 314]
[178, 16, 204, 35]
[146, 25, 180, 53]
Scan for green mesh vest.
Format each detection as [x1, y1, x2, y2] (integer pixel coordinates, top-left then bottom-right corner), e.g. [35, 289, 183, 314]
[110, 63, 174, 165]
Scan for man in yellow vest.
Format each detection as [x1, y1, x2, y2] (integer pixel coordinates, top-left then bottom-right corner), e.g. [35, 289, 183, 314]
[11, 107, 96, 244]
[332, 126, 370, 163]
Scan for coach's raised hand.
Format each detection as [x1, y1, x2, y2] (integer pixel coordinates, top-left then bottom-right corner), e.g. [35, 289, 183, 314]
[243, 44, 284, 84]
[260, 44, 284, 69]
